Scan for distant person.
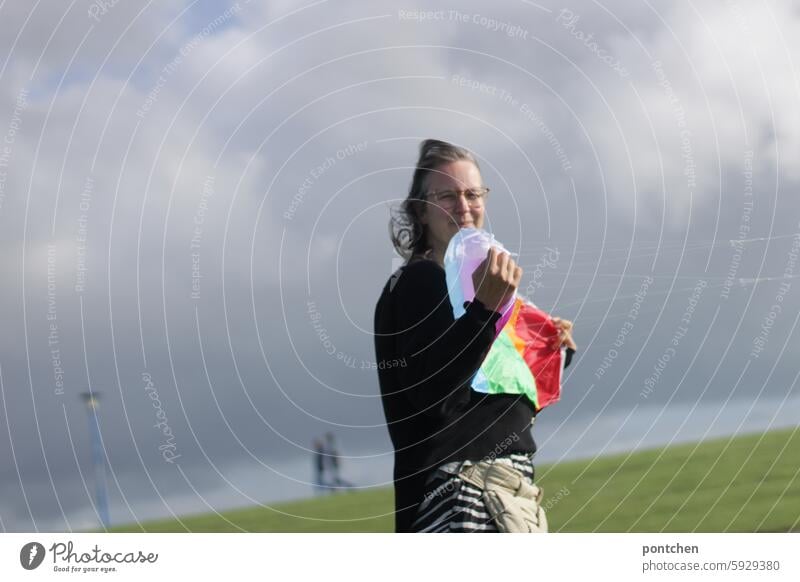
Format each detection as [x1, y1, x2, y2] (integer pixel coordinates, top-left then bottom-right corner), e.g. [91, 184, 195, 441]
[374, 139, 576, 532]
[323, 432, 354, 492]
[312, 438, 326, 495]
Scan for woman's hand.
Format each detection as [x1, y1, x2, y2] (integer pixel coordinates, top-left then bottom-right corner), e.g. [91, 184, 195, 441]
[551, 317, 577, 351]
[472, 247, 522, 314]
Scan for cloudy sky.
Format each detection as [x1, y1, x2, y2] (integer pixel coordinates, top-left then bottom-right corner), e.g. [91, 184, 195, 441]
[1, 0, 798, 532]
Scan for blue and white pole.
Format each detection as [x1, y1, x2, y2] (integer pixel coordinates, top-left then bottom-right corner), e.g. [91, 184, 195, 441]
[81, 392, 110, 529]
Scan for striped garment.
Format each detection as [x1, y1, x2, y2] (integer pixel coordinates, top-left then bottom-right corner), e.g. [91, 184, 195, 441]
[411, 453, 535, 533]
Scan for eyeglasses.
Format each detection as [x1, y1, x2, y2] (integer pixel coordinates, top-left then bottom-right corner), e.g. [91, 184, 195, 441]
[426, 187, 490, 208]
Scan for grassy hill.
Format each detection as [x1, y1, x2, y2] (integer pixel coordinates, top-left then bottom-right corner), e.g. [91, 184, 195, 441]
[109, 427, 799, 532]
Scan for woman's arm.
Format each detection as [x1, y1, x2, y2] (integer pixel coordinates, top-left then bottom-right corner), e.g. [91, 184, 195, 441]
[393, 261, 501, 417]
[552, 317, 577, 368]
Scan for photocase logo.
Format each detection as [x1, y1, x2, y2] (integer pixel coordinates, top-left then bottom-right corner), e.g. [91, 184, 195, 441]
[20, 542, 46, 570]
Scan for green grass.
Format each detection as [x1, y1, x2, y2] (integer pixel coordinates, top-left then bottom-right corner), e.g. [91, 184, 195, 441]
[109, 427, 800, 532]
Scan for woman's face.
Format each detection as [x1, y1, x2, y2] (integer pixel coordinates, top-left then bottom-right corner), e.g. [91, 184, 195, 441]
[420, 160, 486, 256]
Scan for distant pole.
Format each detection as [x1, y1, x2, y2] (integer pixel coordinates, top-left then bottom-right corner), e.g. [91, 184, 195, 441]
[81, 392, 110, 528]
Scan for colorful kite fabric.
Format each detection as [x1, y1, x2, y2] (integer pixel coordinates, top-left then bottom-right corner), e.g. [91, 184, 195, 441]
[445, 228, 565, 412]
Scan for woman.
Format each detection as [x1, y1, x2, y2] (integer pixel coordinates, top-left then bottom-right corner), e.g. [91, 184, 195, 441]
[373, 139, 576, 532]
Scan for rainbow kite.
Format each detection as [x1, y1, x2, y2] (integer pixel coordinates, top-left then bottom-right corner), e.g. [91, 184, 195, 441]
[445, 228, 565, 412]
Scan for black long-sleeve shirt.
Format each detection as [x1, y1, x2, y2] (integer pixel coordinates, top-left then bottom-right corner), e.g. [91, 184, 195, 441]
[374, 258, 572, 532]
